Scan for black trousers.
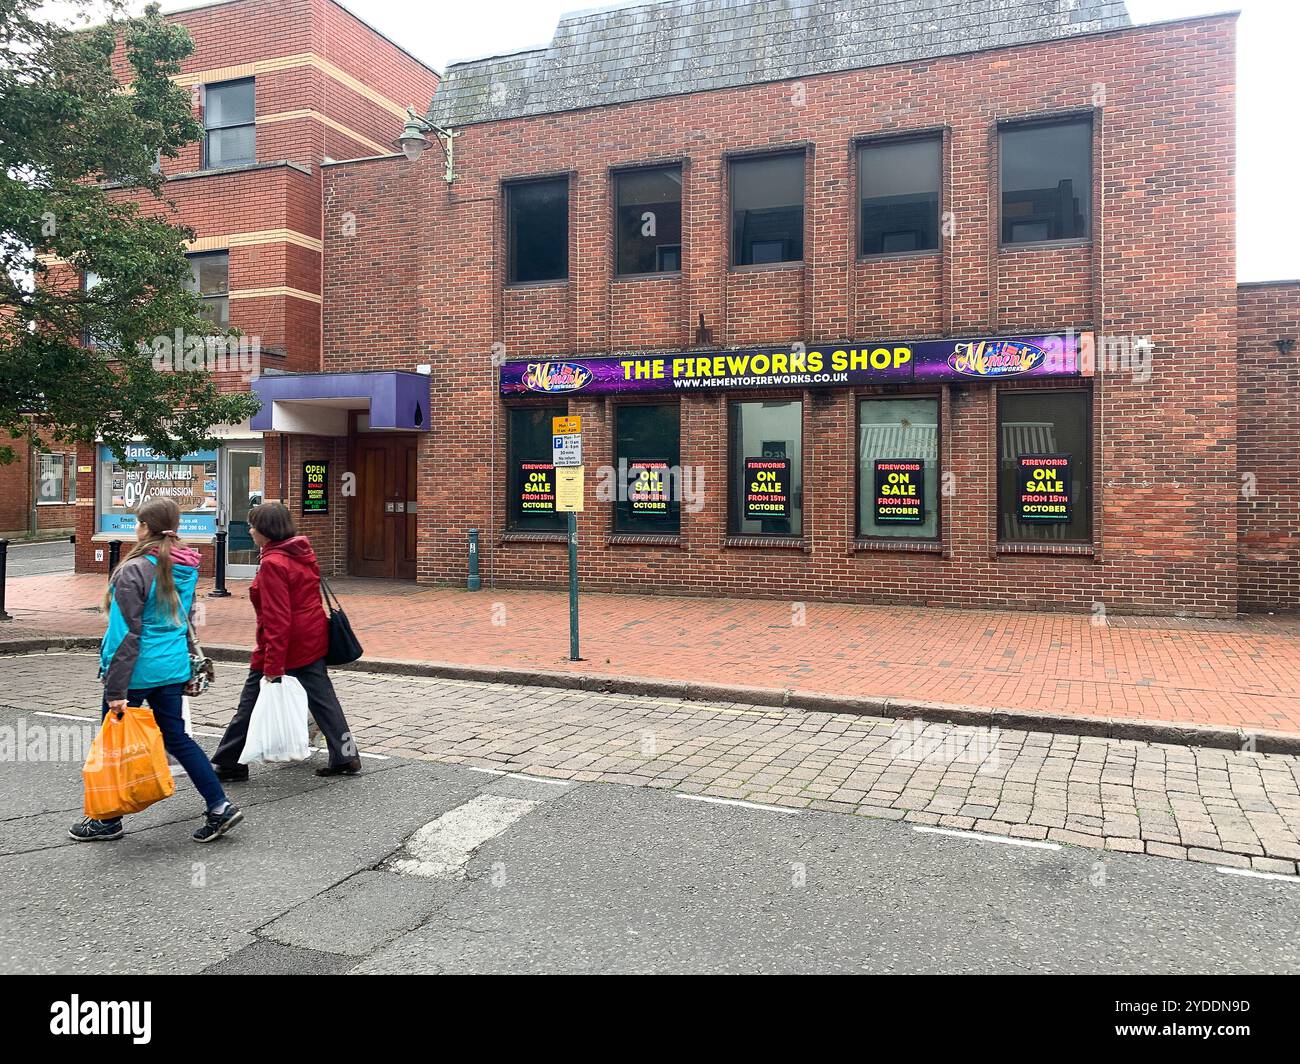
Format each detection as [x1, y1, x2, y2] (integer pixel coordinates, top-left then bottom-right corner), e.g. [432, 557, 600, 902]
[211, 657, 358, 769]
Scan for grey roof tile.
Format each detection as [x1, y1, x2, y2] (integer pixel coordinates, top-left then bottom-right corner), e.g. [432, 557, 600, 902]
[426, 0, 1131, 127]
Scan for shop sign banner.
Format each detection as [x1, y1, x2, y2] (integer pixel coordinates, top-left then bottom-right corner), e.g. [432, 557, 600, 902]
[302, 461, 328, 514]
[500, 333, 1089, 397]
[1017, 454, 1072, 523]
[744, 458, 790, 521]
[629, 460, 671, 517]
[873, 460, 925, 524]
[520, 462, 556, 514]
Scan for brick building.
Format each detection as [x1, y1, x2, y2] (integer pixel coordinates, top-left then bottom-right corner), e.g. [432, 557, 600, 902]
[64, 0, 437, 575]
[71, 0, 1300, 618]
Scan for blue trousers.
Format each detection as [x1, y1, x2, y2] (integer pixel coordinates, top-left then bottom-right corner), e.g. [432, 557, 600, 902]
[100, 682, 228, 816]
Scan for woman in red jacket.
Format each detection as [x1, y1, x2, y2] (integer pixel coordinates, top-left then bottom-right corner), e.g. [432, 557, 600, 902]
[210, 502, 361, 780]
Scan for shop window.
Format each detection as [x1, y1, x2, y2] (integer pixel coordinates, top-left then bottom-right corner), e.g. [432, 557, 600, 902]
[507, 406, 566, 531]
[203, 78, 255, 170]
[507, 177, 569, 284]
[96, 445, 219, 536]
[615, 166, 682, 276]
[998, 390, 1091, 542]
[186, 252, 229, 327]
[1000, 118, 1091, 244]
[614, 403, 681, 534]
[731, 153, 804, 266]
[729, 400, 802, 536]
[36, 453, 65, 504]
[858, 397, 939, 538]
[859, 136, 941, 256]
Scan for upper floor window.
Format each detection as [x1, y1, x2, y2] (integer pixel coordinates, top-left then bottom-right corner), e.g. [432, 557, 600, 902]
[859, 135, 941, 256]
[731, 152, 804, 266]
[186, 252, 229, 326]
[82, 270, 104, 348]
[615, 166, 682, 276]
[507, 177, 569, 284]
[203, 78, 255, 170]
[1000, 118, 1092, 245]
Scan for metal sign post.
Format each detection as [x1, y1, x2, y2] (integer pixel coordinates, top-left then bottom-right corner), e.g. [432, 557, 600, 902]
[553, 416, 584, 661]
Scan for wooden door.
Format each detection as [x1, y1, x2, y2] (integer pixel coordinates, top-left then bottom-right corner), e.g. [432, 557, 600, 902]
[349, 434, 419, 579]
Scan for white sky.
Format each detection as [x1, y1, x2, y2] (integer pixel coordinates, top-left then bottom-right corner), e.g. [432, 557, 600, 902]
[135, 1, 1295, 281]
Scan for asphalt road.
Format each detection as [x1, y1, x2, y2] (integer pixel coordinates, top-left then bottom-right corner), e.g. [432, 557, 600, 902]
[1, 698, 1297, 974]
[4, 539, 74, 578]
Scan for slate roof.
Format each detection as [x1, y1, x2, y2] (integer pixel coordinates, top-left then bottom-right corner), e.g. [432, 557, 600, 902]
[425, 0, 1132, 127]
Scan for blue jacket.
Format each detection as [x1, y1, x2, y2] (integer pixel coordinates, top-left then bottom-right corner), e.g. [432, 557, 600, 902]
[99, 550, 200, 699]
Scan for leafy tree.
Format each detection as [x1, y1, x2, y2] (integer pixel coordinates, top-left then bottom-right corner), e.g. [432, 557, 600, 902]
[0, 0, 260, 464]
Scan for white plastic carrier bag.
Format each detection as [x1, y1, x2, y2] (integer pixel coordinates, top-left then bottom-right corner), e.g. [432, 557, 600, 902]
[239, 675, 312, 764]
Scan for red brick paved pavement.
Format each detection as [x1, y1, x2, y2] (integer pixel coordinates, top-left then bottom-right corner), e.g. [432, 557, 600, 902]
[5, 572, 1300, 736]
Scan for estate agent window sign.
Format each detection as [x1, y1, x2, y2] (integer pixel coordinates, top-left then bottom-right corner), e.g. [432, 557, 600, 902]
[1017, 454, 1072, 523]
[302, 461, 328, 514]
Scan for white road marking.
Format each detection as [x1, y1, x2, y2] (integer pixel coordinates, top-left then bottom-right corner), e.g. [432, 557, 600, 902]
[462, 766, 508, 776]
[1216, 866, 1300, 884]
[385, 794, 537, 879]
[34, 711, 94, 721]
[677, 794, 802, 815]
[504, 772, 572, 786]
[912, 825, 1061, 851]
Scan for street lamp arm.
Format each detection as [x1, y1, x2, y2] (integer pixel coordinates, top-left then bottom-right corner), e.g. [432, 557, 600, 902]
[396, 106, 459, 183]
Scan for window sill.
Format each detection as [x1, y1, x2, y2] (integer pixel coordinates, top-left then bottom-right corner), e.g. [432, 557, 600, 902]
[504, 279, 570, 291]
[611, 271, 683, 283]
[999, 238, 1091, 253]
[857, 248, 942, 263]
[729, 261, 804, 275]
[608, 533, 681, 547]
[996, 541, 1095, 557]
[501, 530, 568, 544]
[723, 535, 808, 551]
[35, 500, 70, 507]
[854, 538, 943, 553]
[93, 532, 217, 544]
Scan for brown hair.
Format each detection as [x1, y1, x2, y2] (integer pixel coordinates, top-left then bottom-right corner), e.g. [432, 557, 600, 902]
[102, 497, 185, 622]
[248, 501, 297, 543]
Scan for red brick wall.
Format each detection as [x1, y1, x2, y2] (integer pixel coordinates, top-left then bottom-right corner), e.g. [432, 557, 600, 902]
[1238, 281, 1300, 611]
[320, 15, 1241, 616]
[0, 437, 77, 537]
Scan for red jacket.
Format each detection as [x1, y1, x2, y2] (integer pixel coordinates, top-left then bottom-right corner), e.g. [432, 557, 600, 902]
[250, 536, 329, 676]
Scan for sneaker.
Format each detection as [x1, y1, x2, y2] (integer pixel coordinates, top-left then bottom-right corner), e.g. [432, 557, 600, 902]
[192, 803, 244, 843]
[213, 763, 249, 783]
[68, 817, 124, 842]
[314, 758, 362, 778]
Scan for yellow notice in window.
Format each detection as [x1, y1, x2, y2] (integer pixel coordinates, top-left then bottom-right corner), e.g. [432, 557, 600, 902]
[556, 466, 585, 512]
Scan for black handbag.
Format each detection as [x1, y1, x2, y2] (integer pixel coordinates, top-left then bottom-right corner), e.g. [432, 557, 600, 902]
[320, 576, 363, 666]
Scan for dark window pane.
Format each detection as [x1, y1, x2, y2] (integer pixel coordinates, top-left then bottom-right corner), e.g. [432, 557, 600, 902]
[1001, 120, 1091, 244]
[205, 79, 254, 127]
[858, 397, 940, 538]
[508, 179, 569, 283]
[615, 167, 682, 276]
[859, 137, 941, 255]
[205, 125, 255, 168]
[729, 400, 802, 536]
[998, 391, 1091, 542]
[614, 403, 681, 533]
[731, 154, 804, 266]
[508, 405, 566, 530]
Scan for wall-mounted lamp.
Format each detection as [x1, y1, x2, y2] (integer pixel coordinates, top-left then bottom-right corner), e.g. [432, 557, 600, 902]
[396, 107, 459, 183]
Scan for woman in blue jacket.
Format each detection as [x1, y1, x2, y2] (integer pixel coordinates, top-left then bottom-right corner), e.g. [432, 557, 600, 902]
[70, 497, 244, 844]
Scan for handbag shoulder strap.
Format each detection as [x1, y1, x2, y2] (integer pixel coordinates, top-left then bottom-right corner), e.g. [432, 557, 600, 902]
[320, 575, 342, 612]
[186, 612, 205, 657]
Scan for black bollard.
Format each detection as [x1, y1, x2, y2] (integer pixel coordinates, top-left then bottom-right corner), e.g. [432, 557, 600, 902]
[0, 539, 11, 621]
[209, 529, 231, 598]
[108, 539, 122, 572]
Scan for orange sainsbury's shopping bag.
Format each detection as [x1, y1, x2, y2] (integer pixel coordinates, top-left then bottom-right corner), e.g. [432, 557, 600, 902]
[83, 705, 175, 819]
